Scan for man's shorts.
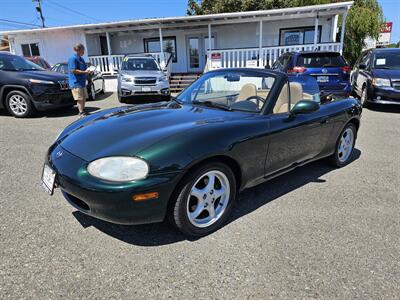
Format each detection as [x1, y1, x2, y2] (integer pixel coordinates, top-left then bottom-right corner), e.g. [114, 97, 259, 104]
[71, 87, 88, 101]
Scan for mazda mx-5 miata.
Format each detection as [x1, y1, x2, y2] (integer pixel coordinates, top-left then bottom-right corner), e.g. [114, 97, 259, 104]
[42, 69, 361, 236]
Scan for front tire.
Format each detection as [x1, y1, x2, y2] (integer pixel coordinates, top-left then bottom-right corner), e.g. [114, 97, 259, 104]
[171, 162, 237, 237]
[360, 85, 369, 108]
[330, 123, 357, 168]
[5, 90, 35, 118]
[88, 84, 96, 101]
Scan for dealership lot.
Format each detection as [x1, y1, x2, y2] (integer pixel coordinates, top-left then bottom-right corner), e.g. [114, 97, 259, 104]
[0, 93, 399, 299]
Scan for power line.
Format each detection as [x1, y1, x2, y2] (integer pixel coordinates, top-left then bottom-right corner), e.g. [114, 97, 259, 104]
[0, 18, 42, 28]
[45, 0, 103, 23]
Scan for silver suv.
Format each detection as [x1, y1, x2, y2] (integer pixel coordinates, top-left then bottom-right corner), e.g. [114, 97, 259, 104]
[117, 55, 170, 103]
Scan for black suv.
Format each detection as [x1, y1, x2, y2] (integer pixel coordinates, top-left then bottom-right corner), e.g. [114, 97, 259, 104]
[0, 52, 74, 117]
[351, 48, 400, 107]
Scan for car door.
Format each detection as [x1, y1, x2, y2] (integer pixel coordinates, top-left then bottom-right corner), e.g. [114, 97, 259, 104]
[354, 51, 371, 95]
[264, 78, 332, 175]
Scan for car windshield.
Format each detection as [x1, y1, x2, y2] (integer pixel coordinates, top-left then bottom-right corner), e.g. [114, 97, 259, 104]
[373, 51, 400, 70]
[297, 53, 346, 67]
[0, 54, 44, 71]
[288, 75, 321, 103]
[176, 71, 276, 113]
[121, 58, 160, 71]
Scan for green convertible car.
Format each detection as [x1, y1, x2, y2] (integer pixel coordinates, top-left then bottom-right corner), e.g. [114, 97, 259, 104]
[42, 69, 362, 236]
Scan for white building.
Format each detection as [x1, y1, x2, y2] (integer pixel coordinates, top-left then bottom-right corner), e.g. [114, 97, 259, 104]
[1, 2, 352, 76]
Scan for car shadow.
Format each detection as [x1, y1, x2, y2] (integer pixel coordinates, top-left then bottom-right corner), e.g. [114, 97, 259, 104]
[366, 104, 400, 114]
[40, 106, 102, 118]
[72, 149, 361, 246]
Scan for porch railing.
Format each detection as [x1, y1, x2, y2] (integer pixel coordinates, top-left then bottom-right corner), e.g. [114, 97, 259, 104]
[88, 52, 172, 75]
[206, 42, 341, 71]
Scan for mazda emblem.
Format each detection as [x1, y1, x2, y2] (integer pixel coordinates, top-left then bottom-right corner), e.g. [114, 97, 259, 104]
[56, 151, 63, 159]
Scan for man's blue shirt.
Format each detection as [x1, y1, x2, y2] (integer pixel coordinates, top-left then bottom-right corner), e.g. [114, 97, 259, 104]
[68, 54, 87, 88]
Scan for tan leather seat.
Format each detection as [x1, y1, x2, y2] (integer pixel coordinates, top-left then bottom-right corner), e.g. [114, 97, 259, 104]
[238, 83, 257, 101]
[273, 82, 304, 113]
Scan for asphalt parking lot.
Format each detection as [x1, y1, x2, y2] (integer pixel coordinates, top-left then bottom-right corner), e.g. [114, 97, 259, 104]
[1, 93, 399, 299]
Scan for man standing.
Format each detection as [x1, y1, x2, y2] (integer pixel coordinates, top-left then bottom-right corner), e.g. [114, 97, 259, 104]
[68, 43, 92, 117]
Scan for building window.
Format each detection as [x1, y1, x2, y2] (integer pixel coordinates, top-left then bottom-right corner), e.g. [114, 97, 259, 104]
[21, 43, 40, 57]
[144, 36, 177, 62]
[279, 26, 322, 46]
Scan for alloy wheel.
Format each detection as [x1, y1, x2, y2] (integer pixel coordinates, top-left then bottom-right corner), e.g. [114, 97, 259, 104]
[361, 87, 367, 105]
[8, 94, 28, 116]
[338, 128, 354, 163]
[186, 170, 230, 228]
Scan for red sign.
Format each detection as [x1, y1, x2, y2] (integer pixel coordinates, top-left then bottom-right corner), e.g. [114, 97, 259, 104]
[211, 52, 221, 59]
[381, 22, 392, 33]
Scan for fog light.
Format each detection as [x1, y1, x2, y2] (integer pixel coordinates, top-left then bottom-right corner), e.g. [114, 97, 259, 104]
[132, 192, 159, 202]
[161, 88, 170, 95]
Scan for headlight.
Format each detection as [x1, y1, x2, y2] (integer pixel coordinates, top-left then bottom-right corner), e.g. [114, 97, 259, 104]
[121, 75, 133, 82]
[87, 157, 149, 182]
[372, 78, 391, 87]
[159, 75, 168, 82]
[29, 79, 55, 85]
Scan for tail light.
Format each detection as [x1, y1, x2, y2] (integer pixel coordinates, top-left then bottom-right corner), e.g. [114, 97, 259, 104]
[288, 66, 306, 73]
[341, 65, 351, 73]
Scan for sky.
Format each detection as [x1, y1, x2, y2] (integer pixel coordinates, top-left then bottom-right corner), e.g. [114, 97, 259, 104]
[0, 0, 399, 43]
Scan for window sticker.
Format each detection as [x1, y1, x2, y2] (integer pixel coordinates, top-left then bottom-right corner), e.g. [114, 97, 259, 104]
[376, 58, 386, 65]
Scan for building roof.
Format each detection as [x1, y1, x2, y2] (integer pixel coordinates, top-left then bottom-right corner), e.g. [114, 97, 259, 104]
[0, 1, 352, 36]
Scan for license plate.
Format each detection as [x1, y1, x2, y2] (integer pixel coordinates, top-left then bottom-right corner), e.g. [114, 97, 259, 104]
[41, 164, 56, 195]
[317, 76, 329, 83]
[141, 87, 151, 92]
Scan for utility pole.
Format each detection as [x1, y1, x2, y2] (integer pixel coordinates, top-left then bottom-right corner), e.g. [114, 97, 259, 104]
[33, 0, 45, 28]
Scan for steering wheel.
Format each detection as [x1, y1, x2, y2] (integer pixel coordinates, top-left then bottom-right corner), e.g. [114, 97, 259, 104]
[244, 96, 266, 107]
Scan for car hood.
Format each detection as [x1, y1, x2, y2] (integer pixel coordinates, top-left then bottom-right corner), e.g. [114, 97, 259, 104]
[372, 69, 400, 81]
[120, 70, 163, 77]
[18, 70, 68, 81]
[59, 102, 252, 162]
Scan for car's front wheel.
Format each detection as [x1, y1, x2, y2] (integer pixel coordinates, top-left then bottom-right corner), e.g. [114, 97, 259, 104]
[360, 85, 369, 107]
[330, 123, 357, 167]
[88, 83, 96, 101]
[5, 90, 35, 118]
[171, 162, 237, 236]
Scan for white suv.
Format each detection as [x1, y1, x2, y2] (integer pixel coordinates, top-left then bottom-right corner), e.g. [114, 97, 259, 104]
[117, 55, 170, 103]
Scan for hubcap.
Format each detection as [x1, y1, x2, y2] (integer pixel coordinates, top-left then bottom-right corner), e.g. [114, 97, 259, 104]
[9, 95, 28, 115]
[187, 170, 230, 228]
[361, 88, 367, 105]
[338, 128, 354, 163]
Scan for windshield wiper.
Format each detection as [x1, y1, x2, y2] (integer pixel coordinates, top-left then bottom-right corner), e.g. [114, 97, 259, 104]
[192, 100, 231, 111]
[170, 96, 183, 104]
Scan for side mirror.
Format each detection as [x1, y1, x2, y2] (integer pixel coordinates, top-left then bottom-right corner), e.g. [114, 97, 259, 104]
[359, 63, 367, 70]
[290, 100, 320, 116]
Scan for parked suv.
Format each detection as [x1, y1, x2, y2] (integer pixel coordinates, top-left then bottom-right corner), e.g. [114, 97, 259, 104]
[272, 51, 351, 97]
[51, 62, 105, 100]
[351, 48, 400, 107]
[0, 52, 74, 117]
[117, 54, 170, 103]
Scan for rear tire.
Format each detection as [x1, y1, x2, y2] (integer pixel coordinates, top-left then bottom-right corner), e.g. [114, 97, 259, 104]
[330, 123, 357, 168]
[5, 90, 35, 118]
[170, 162, 237, 237]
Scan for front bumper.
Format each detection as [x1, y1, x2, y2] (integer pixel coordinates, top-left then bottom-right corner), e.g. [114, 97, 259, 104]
[368, 86, 400, 105]
[119, 80, 170, 97]
[46, 143, 181, 225]
[30, 84, 74, 111]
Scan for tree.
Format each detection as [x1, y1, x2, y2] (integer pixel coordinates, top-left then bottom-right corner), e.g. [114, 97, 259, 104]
[186, 0, 384, 65]
[342, 0, 384, 65]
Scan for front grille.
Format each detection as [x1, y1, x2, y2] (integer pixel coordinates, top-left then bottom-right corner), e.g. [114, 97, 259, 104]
[392, 81, 400, 90]
[58, 80, 69, 90]
[134, 77, 157, 85]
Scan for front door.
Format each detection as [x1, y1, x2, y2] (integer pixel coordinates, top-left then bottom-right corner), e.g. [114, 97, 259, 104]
[186, 35, 215, 73]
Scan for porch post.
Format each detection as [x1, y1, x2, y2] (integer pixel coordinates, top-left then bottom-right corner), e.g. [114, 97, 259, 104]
[313, 16, 319, 50]
[105, 32, 114, 75]
[159, 27, 165, 69]
[259, 20, 263, 67]
[340, 11, 348, 54]
[208, 23, 212, 70]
